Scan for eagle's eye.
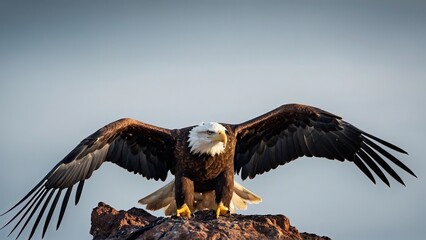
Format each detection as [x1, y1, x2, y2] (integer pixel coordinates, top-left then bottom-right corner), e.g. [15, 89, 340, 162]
[206, 130, 214, 135]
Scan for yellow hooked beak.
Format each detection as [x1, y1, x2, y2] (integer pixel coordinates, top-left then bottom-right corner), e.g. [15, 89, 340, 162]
[213, 130, 227, 145]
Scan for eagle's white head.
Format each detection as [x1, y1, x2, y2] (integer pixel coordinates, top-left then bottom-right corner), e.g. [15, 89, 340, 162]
[188, 122, 228, 156]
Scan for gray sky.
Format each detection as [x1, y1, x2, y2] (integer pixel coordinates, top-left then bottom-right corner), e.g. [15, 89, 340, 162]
[1, 1, 425, 239]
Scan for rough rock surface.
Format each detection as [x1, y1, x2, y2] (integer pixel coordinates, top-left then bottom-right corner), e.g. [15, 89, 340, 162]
[91, 202, 331, 240]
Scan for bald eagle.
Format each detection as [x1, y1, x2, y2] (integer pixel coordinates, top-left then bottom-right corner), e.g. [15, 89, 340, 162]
[1, 104, 416, 239]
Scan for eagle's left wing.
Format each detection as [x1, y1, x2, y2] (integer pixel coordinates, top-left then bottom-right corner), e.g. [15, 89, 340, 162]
[232, 104, 416, 184]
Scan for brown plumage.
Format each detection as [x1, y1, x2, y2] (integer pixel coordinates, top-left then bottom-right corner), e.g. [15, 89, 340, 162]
[1, 103, 416, 240]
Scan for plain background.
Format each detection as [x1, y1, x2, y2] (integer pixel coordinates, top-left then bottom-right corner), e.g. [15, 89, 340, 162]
[1, 1, 425, 239]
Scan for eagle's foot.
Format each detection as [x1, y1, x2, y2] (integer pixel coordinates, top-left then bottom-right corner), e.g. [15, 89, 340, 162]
[215, 202, 229, 218]
[176, 203, 191, 218]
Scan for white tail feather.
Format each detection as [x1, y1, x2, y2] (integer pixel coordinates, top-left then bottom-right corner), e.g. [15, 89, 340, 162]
[138, 179, 262, 215]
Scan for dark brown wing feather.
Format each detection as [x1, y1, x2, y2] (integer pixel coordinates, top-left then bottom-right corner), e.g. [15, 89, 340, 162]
[1, 118, 175, 239]
[233, 104, 416, 184]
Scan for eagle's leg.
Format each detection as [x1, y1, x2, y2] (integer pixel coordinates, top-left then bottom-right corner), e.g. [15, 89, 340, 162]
[215, 170, 233, 217]
[175, 175, 194, 218]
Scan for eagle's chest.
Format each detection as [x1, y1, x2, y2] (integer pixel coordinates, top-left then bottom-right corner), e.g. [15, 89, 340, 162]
[178, 150, 232, 180]
[174, 137, 235, 181]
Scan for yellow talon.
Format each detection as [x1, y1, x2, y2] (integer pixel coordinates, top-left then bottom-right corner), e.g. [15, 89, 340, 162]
[176, 203, 192, 218]
[215, 202, 229, 218]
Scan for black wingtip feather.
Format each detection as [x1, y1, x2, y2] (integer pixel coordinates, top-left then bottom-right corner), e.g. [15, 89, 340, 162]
[8, 187, 46, 238]
[362, 131, 408, 154]
[42, 190, 62, 238]
[1, 186, 45, 233]
[361, 142, 406, 186]
[75, 181, 85, 205]
[16, 189, 48, 240]
[357, 149, 390, 187]
[57, 187, 72, 230]
[28, 190, 55, 240]
[363, 137, 416, 178]
[353, 154, 376, 184]
[1, 178, 47, 217]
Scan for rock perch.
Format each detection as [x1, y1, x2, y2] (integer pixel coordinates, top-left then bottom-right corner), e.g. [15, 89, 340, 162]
[90, 202, 330, 240]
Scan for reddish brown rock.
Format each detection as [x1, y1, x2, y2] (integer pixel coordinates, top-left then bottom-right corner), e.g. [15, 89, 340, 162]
[90, 202, 331, 240]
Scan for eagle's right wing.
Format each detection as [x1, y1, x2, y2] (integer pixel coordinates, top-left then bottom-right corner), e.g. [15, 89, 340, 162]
[1, 118, 175, 239]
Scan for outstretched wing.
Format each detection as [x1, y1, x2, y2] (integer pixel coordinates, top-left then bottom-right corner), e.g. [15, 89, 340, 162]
[1, 118, 175, 239]
[233, 104, 416, 184]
